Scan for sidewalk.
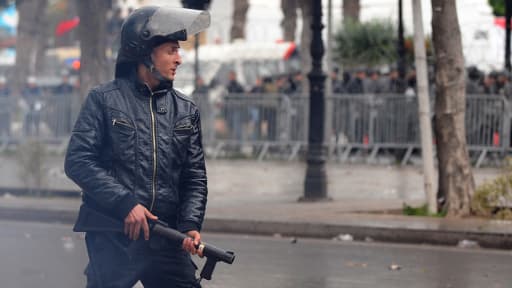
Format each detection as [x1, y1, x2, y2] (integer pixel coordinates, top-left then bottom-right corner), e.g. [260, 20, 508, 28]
[0, 158, 511, 249]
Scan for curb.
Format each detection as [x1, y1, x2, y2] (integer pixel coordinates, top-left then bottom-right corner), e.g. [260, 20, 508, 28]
[0, 207, 77, 224]
[203, 218, 512, 250]
[1, 206, 511, 250]
[0, 187, 80, 198]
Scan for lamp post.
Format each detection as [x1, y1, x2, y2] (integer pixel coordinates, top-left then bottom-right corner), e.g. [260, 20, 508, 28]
[181, 0, 210, 90]
[301, 0, 329, 201]
[506, 0, 511, 72]
[397, 0, 406, 79]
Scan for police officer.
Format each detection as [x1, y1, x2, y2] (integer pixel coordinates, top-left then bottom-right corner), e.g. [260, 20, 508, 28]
[65, 6, 210, 288]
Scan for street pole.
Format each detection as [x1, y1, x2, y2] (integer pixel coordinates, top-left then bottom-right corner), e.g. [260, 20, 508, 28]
[302, 0, 329, 202]
[325, 0, 333, 155]
[412, 0, 437, 214]
[181, 0, 210, 91]
[397, 0, 406, 79]
[506, 0, 511, 72]
[194, 33, 199, 91]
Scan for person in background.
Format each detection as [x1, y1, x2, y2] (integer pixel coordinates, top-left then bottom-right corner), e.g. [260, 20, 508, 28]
[226, 70, 244, 94]
[364, 68, 382, 94]
[330, 68, 344, 94]
[225, 70, 245, 142]
[481, 71, 498, 95]
[466, 66, 483, 94]
[0, 76, 11, 137]
[383, 66, 407, 94]
[193, 76, 209, 94]
[345, 68, 366, 94]
[247, 77, 265, 140]
[249, 76, 264, 93]
[192, 76, 210, 138]
[22, 76, 43, 137]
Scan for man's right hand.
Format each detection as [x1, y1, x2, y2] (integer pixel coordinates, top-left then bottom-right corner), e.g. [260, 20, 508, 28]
[124, 204, 158, 241]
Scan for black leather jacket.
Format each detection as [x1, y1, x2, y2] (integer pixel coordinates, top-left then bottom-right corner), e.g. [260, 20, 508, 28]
[64, 77, 207, 233]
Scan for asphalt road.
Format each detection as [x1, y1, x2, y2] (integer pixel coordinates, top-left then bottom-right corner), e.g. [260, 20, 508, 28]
[1, 220, 511, 288]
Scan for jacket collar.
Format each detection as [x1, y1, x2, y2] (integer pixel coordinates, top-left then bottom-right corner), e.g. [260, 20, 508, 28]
[126, 67, 172, 98]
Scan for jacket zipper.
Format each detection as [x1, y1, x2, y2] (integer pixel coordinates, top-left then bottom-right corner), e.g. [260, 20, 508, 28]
[149, 93, 157, 211]
[112, 118, 134, 129]
[175, 123, 193, 130]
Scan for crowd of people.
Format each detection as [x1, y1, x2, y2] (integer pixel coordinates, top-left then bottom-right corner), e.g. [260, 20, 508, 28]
[193, 65, 512, 98]
[1, 63, 511, 143]
[189, 65, 512, 144]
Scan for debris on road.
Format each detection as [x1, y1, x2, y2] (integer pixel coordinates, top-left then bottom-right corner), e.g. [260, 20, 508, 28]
[388, 264, 401, 271]
[335, 234, 354, 242]
[457, 239, 480, 249]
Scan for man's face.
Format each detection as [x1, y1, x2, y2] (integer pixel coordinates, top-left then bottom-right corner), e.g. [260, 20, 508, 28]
[151, 41, 182, 81]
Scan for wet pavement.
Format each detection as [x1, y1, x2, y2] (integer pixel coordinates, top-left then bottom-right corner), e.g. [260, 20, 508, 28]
[1, 220, 511, 288]
[0, 156, 511, 248]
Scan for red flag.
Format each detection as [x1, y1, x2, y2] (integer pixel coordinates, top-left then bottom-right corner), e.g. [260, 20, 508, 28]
[494, 17, 512, 29]
[55, 17, 80, 37]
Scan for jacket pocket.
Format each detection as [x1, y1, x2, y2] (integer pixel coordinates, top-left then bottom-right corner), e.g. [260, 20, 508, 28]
[110, 111, 136, 162]
[173, 118, 194, 136]
[173, 116, 194, 141]
[172, 116, 194, 163]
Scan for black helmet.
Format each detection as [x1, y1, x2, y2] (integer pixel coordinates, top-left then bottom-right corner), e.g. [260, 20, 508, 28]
[115, 6, 210, 78]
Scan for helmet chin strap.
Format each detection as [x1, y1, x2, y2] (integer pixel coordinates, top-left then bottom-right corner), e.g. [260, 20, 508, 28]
[142, 56, 173, 88]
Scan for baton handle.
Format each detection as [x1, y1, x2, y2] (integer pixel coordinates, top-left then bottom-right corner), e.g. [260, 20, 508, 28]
[151, 221, 235, 264]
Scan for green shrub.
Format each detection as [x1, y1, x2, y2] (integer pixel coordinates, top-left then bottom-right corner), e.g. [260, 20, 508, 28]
[16, 140, 47, 196]
[402, 203, 445, 217]
[334, 20, 397, 68]
[471, 158, 512, 219]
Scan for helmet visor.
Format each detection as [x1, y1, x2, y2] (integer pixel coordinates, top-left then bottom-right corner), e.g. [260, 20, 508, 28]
[146, 7, 210, 39]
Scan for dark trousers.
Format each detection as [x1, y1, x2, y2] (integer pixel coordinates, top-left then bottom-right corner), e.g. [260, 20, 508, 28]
[85, 231, 200, 288]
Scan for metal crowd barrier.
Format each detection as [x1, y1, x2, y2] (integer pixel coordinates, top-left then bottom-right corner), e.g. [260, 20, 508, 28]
[1, 91, 510, 167]
[0, 92, 76, 148]
[195, 92, 510, 166]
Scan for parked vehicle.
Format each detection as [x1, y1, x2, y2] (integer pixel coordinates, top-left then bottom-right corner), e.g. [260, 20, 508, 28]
[174, 40, 299, 95]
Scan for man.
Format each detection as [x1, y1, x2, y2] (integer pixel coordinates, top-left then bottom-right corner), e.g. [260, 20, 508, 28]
[22, 76, 43, 137]
[384, 66, 407, 94]
[192, 76, 209, 94]
[226, 70, 244, 93]
[0, 76, 10, 137]
[465, 66, 483, 94]
[345, 68, 366, 94]
[363, 68, 382, 94]
[224, 70, 245, 142]
[64, 7, 210, 288]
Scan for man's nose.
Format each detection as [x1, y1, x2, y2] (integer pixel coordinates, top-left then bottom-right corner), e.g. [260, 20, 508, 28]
[176, 53, 182, 65]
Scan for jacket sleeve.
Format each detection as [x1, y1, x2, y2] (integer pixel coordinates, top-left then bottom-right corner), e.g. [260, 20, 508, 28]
[177, 109, 208, 233]
[64, 89, 138, 220]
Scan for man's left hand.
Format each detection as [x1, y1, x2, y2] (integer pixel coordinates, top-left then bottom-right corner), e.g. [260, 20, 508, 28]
[182, 230, 203, 257]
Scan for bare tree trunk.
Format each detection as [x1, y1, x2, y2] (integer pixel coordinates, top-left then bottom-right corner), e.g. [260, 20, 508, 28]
[281, 0, 297, 42]
[431, 0, 475, 217]
[35, 15, 50, 75]
[298, 0, 312, 96]
[230, 0, 249, 42]
[76, 0, 110, 104]
[343, 0, 360, 23]
[14, 0, 48, 92]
